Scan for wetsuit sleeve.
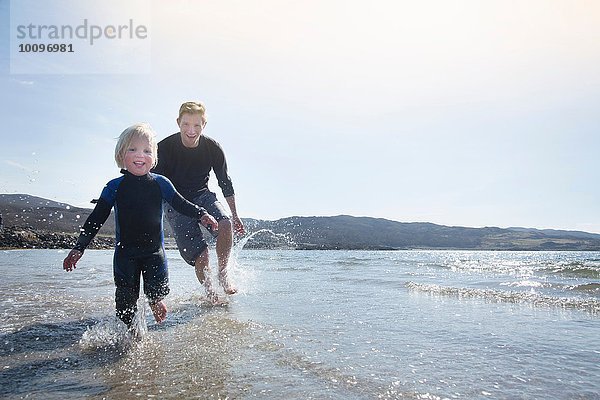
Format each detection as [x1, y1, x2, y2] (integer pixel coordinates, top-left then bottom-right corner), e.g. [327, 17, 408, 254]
[73, 198, 112, 253]
[210, 141, 235, 198]
[154, 174, 208, 219]
[73, 182, 117, 253]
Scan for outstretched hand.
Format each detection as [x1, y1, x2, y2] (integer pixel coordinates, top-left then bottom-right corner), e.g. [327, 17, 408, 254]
[63, 249, 83, 272]
[232, 215, 246, 236]
[200, 214, 219, 233]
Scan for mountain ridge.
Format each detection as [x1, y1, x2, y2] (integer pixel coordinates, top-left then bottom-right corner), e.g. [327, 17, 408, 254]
[1, 193, 599, 251]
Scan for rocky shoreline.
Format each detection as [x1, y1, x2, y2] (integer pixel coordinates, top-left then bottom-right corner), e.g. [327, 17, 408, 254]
[0, 226, 114, 250]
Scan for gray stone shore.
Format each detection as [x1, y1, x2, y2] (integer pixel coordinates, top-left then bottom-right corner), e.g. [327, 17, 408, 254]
[0, 226, 113, 250]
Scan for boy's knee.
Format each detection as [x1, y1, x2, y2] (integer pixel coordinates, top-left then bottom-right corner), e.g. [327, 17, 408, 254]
[218, 218, 232, 233]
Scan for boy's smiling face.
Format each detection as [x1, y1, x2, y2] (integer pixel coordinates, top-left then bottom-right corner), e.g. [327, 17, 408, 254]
[177, 112, 205, 148]
[124, 136, 155, 176]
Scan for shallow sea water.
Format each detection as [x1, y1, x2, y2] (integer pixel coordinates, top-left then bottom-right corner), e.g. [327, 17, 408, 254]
[1, 247, 599, 399]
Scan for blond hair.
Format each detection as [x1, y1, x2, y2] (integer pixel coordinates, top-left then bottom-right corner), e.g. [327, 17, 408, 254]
[114, 123, 158, 169]
[178, 101, 207, 123]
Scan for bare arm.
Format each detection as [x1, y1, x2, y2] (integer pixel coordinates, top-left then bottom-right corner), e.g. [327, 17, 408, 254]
[225, 195, 245, 235]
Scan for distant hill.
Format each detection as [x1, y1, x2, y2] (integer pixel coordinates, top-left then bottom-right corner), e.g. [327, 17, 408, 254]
[2, 194, 600, 251]
[0, 194, 115, 249]
[0, 193, 115, 235]
[243, 215, 600, 251]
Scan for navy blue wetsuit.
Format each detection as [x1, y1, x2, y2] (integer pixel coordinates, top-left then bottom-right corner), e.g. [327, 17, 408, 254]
[74, 170, 207, 326]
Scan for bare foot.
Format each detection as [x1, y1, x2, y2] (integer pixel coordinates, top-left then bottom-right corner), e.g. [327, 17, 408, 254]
[203, 277, 220, 304]
[219, 271, 238, 295]
[207, 291, 219, 305]
[129, 325, 143, 341]
[150, 301, 167, 324]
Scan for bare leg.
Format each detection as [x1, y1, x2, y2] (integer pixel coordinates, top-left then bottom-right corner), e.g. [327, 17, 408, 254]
[194, 249, 218, 303]
[150, 300, 167, 324]
[216, 219, 237, 295]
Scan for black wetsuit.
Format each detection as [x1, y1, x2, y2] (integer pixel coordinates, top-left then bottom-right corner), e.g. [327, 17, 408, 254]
[74, 169, 207, 326]
[153, 133, 235, 201]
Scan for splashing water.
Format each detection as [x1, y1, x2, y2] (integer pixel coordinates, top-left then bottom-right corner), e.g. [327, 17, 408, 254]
[79, 299, 150, 350]
[77, 231, 290, 352]
[233, 229, 295, 256]
[233, 229, 269, 256]
[79, 317, 129, 350]
[218, 229, 293, 296]
[130, 300, 149, 339]
[235, 229, 296, 260]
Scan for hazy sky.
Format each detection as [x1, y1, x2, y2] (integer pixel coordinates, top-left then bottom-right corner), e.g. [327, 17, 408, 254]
[1, 0, 599, 233]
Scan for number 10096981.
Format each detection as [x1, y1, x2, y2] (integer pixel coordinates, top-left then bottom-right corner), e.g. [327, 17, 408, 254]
[19, 43, 74, 53]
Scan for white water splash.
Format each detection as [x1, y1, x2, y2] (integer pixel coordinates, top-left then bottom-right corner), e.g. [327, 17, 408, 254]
[79, 299, 150, 349]
[406, 282, 600, 314]
[79, 317, 130, 349]
[233, 229, 294, 255]
[222, 229, 293, 296]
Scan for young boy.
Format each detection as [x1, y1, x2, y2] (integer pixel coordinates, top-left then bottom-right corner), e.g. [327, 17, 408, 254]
[62, 123, 218, 329]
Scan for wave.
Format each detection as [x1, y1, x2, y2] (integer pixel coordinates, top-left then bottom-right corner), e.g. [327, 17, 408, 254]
[505, 281, 600, 295]
[406, 282, 600, 314]
[569, 283, 600, 294]
[540, 262, 600, 279]
[421, 256, 600, 280]
[330, 275, 407, 290]
[500, 280, 547, 288]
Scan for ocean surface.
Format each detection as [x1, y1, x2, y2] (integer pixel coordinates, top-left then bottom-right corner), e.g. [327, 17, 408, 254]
[1, 241, 599, 399]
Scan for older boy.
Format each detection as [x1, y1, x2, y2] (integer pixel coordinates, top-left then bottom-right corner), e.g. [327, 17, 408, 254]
[153, 102, 245, 301]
